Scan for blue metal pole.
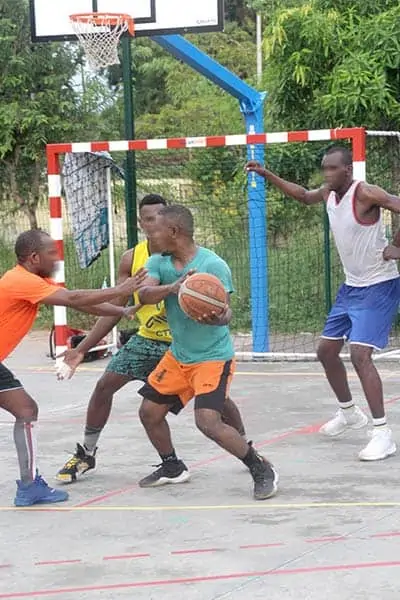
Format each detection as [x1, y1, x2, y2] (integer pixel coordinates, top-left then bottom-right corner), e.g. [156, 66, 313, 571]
[152, 35, 269, 352]
[241, 98, 269, 352]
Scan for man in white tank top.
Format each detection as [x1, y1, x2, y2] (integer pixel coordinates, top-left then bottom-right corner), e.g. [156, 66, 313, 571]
[246, 147, 400, 462]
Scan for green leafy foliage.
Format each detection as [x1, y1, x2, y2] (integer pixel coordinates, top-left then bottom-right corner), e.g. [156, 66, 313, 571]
[263, 1, 400, 130]
[0, 0, 120, 226]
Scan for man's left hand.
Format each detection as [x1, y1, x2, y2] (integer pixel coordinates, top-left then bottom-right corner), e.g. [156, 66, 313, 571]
[197, 305, 230, 326]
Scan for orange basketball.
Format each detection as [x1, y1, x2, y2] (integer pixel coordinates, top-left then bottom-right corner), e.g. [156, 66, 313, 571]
[178, 273, 227, 321]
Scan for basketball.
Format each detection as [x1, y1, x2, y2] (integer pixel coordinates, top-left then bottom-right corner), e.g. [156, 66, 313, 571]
[178, 273, 227, 321]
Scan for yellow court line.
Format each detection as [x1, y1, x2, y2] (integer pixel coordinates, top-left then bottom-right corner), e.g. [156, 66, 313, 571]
[1, 501, 399, 511]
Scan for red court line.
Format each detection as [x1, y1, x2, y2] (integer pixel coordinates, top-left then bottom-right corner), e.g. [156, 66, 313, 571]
[34, 560, 81, 566]
[385, 396, 400, 406]
[103, 553, 150, 561]
[371, 531, 400, 539]
[171, 548, 220, 556]
[74, 421, 323, 508]
[2, 528, 399, 571]
[73, 484, 139, 507]
[2, 560, 400, 597]
[0, 564, 12, 569]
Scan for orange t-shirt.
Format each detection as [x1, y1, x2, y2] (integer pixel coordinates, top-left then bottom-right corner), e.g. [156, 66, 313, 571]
[0, 265, 60, 361]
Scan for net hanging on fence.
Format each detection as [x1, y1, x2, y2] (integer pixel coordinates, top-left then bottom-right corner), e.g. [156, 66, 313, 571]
[46, 129, 400, 360]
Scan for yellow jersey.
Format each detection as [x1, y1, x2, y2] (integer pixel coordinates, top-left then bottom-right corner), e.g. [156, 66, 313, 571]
[132, 241, 172, 343]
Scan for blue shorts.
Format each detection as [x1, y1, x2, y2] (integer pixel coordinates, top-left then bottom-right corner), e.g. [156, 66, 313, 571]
[322, 278, 400, 350]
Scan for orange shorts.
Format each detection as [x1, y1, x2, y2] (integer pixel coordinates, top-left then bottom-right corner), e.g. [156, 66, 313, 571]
[139, 350, 236, 413]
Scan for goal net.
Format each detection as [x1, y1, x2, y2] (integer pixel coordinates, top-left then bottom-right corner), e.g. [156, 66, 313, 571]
[47, 128, 400, 361]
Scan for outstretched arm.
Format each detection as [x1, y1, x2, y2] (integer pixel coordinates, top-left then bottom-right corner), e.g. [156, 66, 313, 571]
[57, 250, 142, 379]
[72, 302, 138, 318]
[66, 250, 137, 355]
[358, 183, 400, 214]
[42, 265, 147, 308]
[245, 161, 325, 205]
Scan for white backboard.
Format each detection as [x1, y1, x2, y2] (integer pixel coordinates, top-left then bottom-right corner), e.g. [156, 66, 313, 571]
[29, 0, 224, 42]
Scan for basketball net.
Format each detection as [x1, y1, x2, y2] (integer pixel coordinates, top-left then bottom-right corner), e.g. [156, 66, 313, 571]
[70, 13, 135, 71]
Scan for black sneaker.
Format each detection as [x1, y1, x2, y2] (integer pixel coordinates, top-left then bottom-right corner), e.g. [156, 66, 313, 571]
[139, 460, 190, 488]
[248, 440, 263, 460]
[56, 443, 96, 484]
[241, 441, 265, 471]
[250, 458, 279, 500]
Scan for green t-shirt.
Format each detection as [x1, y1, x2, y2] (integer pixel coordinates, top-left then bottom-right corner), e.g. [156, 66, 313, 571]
[145, 247, 235, 364]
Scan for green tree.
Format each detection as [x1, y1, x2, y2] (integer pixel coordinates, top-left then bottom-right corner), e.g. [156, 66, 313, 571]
[135, 23, 257, 138]
[261, 0, 400, 233]
[263, 0, 400, 130]
[0, 0, 103, 227]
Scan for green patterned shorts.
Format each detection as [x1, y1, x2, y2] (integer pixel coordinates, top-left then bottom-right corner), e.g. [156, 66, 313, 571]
[106, 334, 170, 382]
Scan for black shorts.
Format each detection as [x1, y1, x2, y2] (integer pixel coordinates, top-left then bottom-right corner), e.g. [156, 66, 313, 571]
[0, 362, 22, 393]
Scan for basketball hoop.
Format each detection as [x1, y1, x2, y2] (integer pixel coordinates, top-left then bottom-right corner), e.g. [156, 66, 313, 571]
[70, 13, 135, 71]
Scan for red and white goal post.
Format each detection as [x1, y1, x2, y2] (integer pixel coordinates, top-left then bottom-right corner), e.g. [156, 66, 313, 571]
[46, 127, 400, 362]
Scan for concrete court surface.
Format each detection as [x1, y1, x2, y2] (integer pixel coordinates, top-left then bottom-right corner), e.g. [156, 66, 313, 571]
[1, 333, 400, 599]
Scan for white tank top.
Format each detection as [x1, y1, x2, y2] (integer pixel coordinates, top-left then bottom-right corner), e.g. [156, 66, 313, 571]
[326, 180, 399, 287]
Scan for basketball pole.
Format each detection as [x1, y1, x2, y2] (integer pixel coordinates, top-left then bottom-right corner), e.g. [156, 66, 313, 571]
[154, 35, 269, 353]
[121, 36, 138, 248]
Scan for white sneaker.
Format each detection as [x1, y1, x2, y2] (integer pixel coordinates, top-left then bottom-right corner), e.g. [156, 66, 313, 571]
[319, 406, 368, 437]
[359, 428, 396, 461]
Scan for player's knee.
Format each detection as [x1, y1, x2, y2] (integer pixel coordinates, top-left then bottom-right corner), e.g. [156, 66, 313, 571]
[350, 345, 373, 371]
[317, 339, 340, 364]
[94, 374, 116, 398]
[139, 399, 162, 427]
[139, 400, 152, 426]
[195, 409, 221, 440]
[17, 399, 38, 421]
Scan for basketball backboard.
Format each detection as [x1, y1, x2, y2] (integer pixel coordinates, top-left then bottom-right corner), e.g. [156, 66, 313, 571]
[29, 0, 224, 42]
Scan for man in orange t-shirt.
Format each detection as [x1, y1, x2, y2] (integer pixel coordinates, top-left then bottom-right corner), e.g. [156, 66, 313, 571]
[0, 229, 146, 507]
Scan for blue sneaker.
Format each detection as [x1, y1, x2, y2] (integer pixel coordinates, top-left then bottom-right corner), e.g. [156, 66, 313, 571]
[14, 471, 69, 507]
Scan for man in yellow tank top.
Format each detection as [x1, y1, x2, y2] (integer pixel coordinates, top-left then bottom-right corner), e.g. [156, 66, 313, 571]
[131, 238, 171, 344]
[56, 194, 247, 483]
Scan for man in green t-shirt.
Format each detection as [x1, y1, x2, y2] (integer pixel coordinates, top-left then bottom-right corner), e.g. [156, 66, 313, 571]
[137, 205, 278, 500]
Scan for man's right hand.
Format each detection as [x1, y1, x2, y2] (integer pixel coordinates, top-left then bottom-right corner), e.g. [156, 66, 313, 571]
[56, 348, 85, 380]
[245, 161, 266, 177]
[169, 269, 196, 295]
